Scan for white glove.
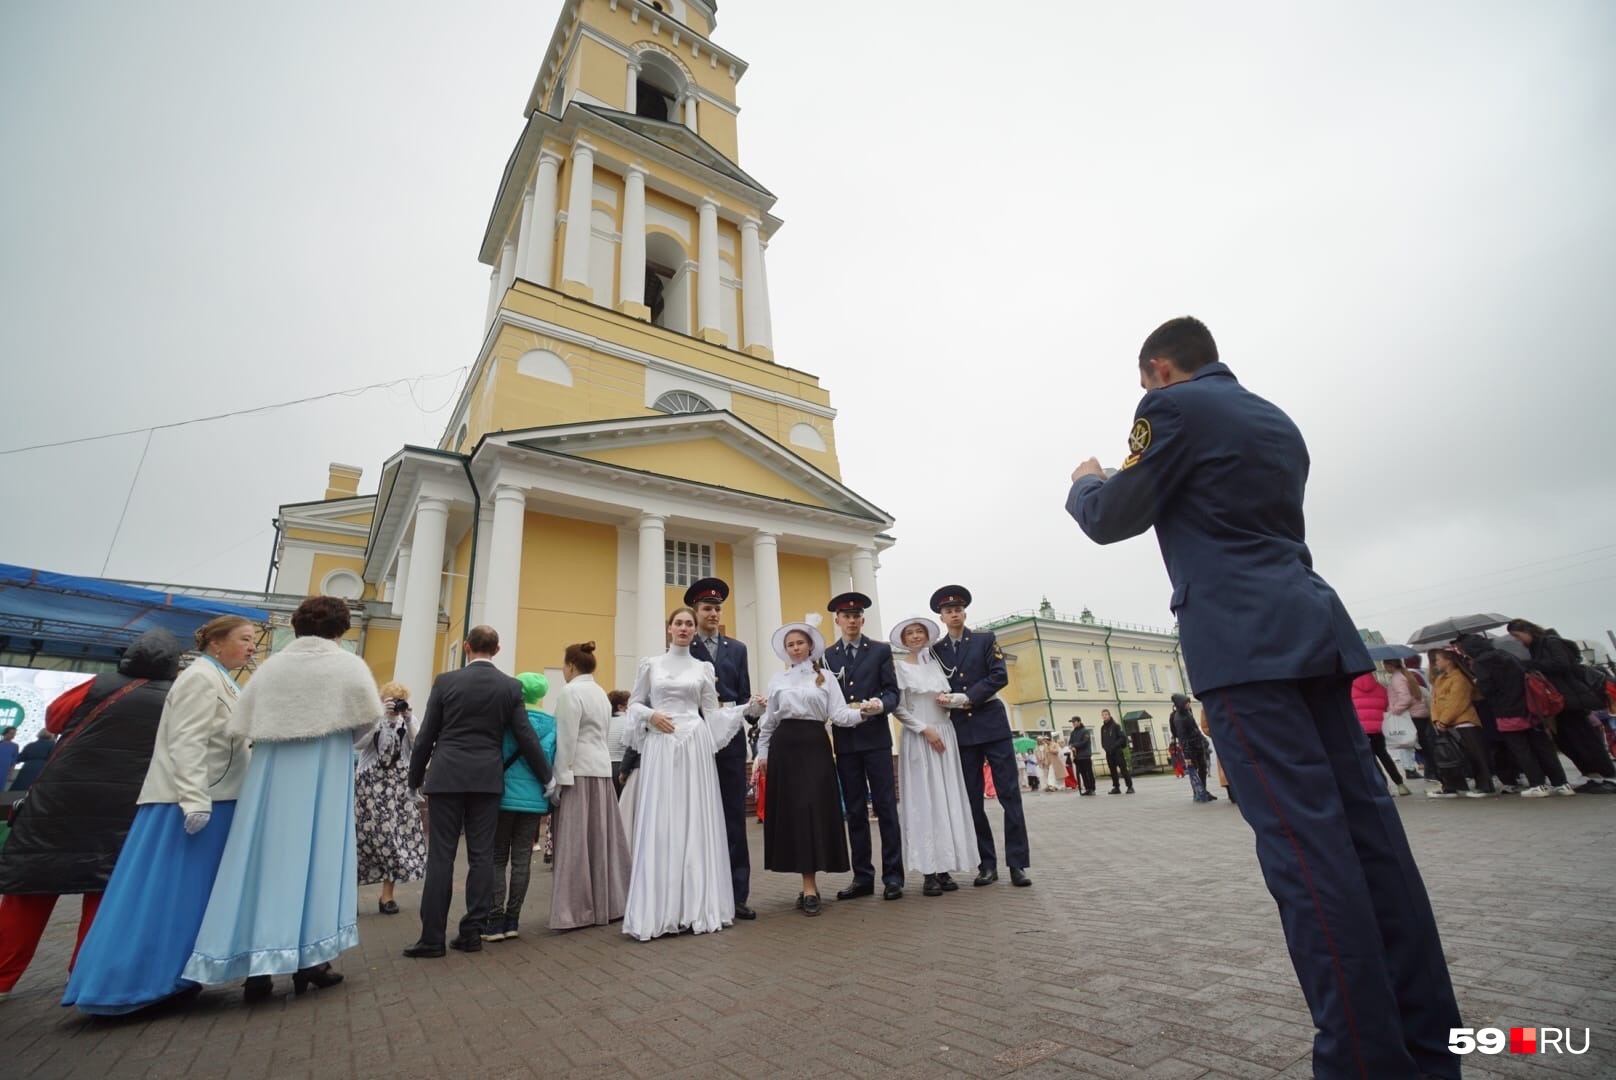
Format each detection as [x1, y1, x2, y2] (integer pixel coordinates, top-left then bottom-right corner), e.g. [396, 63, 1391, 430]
[183, 811, 211, 835]
[949, 693, 970, 709]
[544, 780, 562, 804]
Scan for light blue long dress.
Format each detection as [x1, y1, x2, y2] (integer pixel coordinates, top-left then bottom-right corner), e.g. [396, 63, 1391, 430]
[181, 730, 359, 981]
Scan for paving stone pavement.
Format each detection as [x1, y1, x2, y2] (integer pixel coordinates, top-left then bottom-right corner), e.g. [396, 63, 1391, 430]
[2, 775, 1612, 1079]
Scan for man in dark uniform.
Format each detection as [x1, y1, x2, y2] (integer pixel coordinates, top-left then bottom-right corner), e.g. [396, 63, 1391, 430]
[930, 586, 1031, 887]
[1066, 316, 1460, 1080]
[821, 592, 903, 900]
[685, 577, 756, 921]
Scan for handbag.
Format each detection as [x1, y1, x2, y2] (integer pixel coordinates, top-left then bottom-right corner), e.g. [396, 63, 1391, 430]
[1430, 726, 1465, 773]
[1381, 711, 1417, 751]
[7, 679, 146, 825]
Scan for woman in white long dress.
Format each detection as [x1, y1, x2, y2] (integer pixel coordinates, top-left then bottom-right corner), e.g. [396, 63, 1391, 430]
[890, 615, 980, 897]
[621, 607, 748, 941]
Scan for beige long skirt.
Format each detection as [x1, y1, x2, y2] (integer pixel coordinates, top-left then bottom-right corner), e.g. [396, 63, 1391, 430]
[548, 775, 631, 930]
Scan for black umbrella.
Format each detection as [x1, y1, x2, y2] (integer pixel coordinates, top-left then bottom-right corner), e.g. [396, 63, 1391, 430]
[1367, 643, 1419, 663]
[1406, 613, 1510, 649]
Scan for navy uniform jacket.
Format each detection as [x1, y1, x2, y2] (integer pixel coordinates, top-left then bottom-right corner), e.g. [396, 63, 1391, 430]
[1065, 362, 1371, 694]
[690, 634, 750, 756]
[933, 630, 1012, 747]
[822, 635, 900, 754]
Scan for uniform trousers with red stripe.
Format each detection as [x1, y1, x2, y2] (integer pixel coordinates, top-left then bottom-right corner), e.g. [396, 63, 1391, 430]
[0, 892, 102, 992]
[1202, 675, 1461, 1080]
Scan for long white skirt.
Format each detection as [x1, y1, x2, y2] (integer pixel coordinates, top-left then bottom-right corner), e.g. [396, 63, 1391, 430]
[897, 721, 981, 874]
[622, 714, 734, 940]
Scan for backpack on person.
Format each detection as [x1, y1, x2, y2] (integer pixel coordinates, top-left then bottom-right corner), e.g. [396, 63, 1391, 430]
[1524, 671, 1565, 720]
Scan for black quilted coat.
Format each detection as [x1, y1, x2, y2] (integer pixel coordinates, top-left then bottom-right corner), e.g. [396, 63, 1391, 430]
[0, 630, 180, 895]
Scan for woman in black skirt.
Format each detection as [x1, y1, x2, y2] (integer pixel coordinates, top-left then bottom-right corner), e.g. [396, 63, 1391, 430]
[750, 618, 878, 915]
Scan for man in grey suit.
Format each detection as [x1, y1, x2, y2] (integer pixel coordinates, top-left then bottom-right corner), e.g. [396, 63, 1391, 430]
[403, 625, 555, 957]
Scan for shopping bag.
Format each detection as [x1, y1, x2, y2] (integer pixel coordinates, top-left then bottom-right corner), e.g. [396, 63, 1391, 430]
[1381, 711, 1417, 751]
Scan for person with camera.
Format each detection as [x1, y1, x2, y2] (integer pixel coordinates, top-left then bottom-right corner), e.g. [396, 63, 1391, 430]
[356, 681, 427, 914]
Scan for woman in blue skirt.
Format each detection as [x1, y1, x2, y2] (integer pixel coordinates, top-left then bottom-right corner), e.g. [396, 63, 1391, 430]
[63, 615, 257, 1014]
[182, 596, 379, 999]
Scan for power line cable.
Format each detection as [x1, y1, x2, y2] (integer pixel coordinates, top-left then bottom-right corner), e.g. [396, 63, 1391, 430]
[0, 366, 469, 456]
[99, 429, 154, 576]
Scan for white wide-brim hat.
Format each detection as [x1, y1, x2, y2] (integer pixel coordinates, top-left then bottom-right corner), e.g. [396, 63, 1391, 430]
[772, 617, 827, 664]
[889, 615, 941, 653]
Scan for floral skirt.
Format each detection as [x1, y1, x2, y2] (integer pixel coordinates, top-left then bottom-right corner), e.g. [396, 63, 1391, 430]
[355, 758, 426, 886]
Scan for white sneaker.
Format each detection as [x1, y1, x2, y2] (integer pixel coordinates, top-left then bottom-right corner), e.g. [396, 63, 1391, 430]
[1463, 790, 1494, 798]
[1395, 783, 1411, 796]
[1519, 785, 1551, 798]
[1427, 790, 1459, 799]
[1553, 784, 1577, 796]
[1498, 784, 1520, 794]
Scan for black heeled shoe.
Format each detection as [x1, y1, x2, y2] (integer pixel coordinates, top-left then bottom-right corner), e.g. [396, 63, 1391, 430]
[243, 975, 273, 1001]
[378, 899, 400, 915]
[936, 872, 959, 892]
[292, 963, 344, 995]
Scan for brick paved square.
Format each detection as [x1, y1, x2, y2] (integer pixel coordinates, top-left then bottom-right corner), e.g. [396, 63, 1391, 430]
[2, 777, 1610, 1078]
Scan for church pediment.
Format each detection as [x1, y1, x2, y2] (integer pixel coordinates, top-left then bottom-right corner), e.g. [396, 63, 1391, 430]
[574, 104, 772, 197]
[494, 412, 888, 523]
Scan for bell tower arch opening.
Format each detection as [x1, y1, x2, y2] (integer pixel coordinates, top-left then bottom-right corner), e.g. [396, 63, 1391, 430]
[635, 51, 685, 124]
[644, 231, 691, 334]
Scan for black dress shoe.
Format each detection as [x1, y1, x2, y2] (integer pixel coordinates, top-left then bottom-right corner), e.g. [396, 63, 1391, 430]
[922, 874, 943, 897]
[243, 975, 273, 1001]
[936, 872, 959, 892]
[449, 936, 483, 953]
[733, 903, 757, 920]
[1107, 789, 1121, 795]
[836, 882, 875, 900]
[802, 894, 822, 916]
[378, 899, 400, 915]
[402, 941, 445, 958]
[795, 893, 804, 910]
[973, 869, 998, 886]
[292, 963, 343, 995]
[1009, 867, 1032, 887]
[883, 883, 903, 900]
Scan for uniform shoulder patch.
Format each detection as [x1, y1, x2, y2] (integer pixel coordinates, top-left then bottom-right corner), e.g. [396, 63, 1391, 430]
[1128, 417, 1152, 455]
[1120, 451, 1142, 471]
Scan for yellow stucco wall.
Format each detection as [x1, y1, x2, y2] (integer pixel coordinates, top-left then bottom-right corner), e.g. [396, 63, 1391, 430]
[777, 553, 830, 632]
[361, 626, 400, 687]
[579, 439, 829, 506]
[513, 513, 620, 686]
[458, 286, 843, 480]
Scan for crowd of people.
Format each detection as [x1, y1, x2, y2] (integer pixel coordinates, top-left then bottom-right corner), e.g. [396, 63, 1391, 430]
[0, 576, 1043, 1006]
[1348, 620, 1616, 800]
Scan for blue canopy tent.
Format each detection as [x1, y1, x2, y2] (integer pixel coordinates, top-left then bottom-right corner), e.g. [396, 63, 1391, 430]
[0, 563, 269, 664]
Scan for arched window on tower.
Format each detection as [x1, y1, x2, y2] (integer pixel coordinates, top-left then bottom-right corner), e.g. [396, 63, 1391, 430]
[636, 53, 682, 124]
[652, 390, 715, 415]
[644, 232, 690, 334]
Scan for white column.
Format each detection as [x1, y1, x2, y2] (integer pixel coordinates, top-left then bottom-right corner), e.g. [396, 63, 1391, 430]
[515, 187, 536, 284]
[525, 150, 562, 287]
[560, 143, 596, 291]
[751, 531, 782, 646]
[391, 545, 412, 611]
[827, 553, 851, 599]
[757, 239, 774, 346]
[851, 544, 882, 637]
[636, 513, 667, 658]
[740, 216, 771, 351]
[682, 92, 699, 132]
[483, 485, 526, 673]
[624, 61, 640, 114]
[697, 197, 721, 337]
[620, 166, 647, 310]
[496, 236, 516, 306]
[484, 266, 500, 329]
[394, 498, 450, 697]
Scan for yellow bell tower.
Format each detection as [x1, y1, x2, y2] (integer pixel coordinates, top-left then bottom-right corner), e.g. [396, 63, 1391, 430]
[274, 0, 897, 702]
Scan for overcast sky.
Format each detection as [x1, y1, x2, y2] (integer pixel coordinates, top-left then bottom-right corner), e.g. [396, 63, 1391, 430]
[4, 1, 1614, 655]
